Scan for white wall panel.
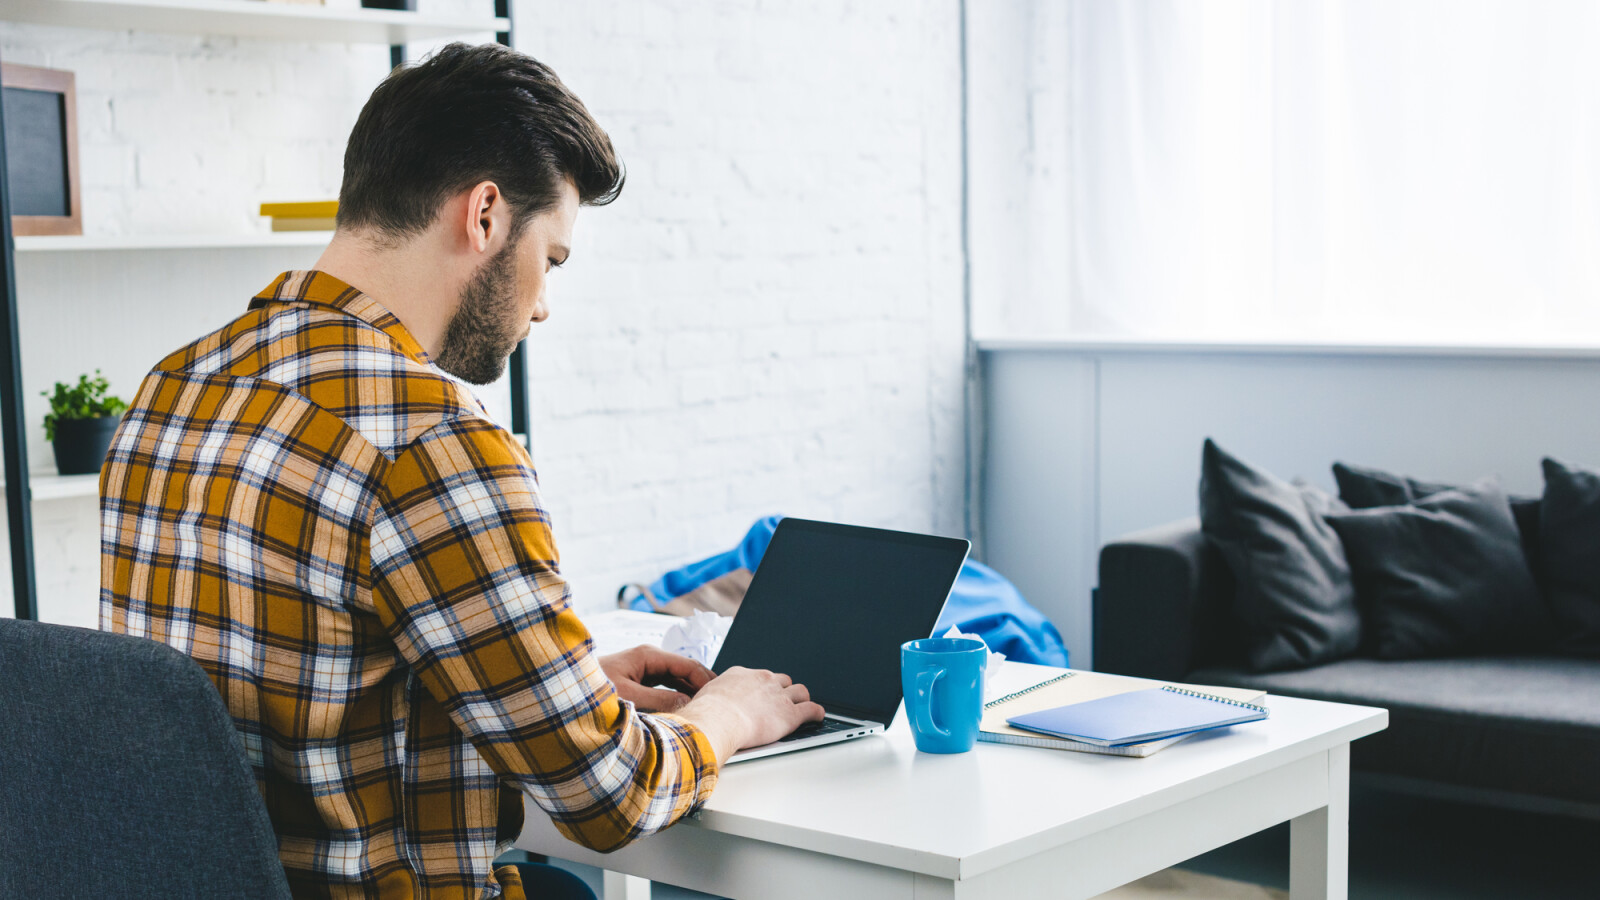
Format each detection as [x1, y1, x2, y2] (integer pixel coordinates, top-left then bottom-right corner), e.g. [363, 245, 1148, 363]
[980, 352, 1096, 666]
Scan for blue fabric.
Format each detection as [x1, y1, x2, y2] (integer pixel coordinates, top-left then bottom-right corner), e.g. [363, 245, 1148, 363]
[941, 559, 1070, 667]
[640, 514, 784, 604]
[627, 516, 1069, 667]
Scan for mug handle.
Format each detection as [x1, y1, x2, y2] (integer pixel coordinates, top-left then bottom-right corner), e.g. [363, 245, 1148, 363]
[914, 668, 948, 738]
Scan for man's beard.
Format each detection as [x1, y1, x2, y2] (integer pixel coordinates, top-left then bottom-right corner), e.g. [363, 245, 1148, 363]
[433, 243, 523, 385]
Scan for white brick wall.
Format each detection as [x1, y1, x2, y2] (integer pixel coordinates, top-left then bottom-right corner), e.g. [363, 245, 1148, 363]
[0, 0, 967, 626]
[515, 1, 967, 609]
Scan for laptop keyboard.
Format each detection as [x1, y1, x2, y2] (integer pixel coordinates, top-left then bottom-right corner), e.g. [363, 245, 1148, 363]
[777, 717, 860, 743]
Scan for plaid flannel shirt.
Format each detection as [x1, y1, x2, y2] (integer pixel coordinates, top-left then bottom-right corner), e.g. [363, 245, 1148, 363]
[100, 270, 718, 899]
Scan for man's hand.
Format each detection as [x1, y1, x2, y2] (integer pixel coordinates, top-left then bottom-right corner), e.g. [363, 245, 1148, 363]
[599, 644, 715, 712]
[675, 666, 826, 765]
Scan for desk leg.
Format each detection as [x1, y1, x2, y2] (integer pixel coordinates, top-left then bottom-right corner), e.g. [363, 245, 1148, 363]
[601, 871, 651, 900]
[1289, 744, 1350, 900]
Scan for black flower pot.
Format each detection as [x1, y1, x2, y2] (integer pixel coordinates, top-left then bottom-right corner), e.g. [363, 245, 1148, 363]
[51, 414, 122, 476]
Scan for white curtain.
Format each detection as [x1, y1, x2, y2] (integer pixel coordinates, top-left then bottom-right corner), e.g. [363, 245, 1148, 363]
[1063, 0, 1600, 342]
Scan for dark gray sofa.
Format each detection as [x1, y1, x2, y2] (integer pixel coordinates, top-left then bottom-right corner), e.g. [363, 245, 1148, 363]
[1094, 516, 1600, 819]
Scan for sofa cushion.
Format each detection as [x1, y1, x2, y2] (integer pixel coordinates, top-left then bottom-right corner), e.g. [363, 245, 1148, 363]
[1333, 462, 1458, 509]
[1510, 496, 1543, 585]
[1333, 461, 1544, 569]
[1190, 655, 1600, 805]
[1199, 439, 1359, 673]
[1325, 483, 1553, 659]
[1538, 458, 1600, 655]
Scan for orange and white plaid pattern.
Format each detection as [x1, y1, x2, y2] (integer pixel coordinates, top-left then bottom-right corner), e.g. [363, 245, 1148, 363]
[100, 270, 717, 899]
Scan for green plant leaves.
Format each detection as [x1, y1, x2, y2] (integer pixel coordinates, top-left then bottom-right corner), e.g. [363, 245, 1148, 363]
[42, 370, 127, 442]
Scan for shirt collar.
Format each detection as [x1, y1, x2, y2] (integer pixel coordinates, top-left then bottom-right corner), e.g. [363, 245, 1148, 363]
[250, 270, 431, 364]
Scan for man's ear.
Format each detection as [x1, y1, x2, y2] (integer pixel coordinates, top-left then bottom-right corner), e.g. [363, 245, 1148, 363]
[462, 180, 505, 254]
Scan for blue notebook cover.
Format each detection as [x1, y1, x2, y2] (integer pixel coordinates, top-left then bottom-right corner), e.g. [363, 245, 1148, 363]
[1004, 686, 1269, 747]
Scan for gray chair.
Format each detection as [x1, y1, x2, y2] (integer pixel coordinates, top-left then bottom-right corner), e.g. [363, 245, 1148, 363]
[0, 618, 291, 898]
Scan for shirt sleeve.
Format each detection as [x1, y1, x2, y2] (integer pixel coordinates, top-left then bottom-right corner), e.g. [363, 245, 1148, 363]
[368, 415, 719, 852]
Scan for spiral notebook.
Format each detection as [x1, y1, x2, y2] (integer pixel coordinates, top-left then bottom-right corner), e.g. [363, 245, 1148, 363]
[1007, 685, 1268, 747]
[979, 672, 1268, 758]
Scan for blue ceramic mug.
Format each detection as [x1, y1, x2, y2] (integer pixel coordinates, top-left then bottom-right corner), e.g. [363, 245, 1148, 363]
[901, 637, 987, 754]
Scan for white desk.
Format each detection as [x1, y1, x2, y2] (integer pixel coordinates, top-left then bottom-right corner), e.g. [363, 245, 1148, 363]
[519, 615, 1387, 900]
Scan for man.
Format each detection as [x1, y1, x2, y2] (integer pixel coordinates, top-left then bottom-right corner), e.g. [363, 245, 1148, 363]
[100, 43, 823, 899]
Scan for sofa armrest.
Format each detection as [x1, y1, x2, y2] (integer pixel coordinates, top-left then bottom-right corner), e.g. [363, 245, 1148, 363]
[1094, 517, 1238, 681]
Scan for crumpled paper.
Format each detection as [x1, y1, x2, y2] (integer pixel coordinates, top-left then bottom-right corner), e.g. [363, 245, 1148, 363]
[662, 610, 734, 668]
[941, 625, 1005, 682]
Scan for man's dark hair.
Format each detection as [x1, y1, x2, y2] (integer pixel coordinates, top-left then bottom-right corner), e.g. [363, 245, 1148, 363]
[337, 42, 623, 242]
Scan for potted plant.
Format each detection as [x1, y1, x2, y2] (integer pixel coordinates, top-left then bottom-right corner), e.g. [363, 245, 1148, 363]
[42, 370, 127, 476]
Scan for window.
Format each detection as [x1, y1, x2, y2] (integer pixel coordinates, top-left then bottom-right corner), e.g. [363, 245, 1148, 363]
[975, 1, 1600, 343]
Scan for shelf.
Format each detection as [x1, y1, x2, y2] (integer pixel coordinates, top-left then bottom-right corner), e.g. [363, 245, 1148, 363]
[0, 473, 101, 502]
[15, 232, 333, 252]
[32, 473, 100, 501]
[0, 0, 507, 45]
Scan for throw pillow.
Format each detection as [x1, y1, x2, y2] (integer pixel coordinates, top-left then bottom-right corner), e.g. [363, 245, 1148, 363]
[1325, 482, 1553, 659]
[1538, 458, 1600, 655]
[1332, 461, 1457, 509]
[1333, 460, 1545, 579]
[1199, 439, 1360, 672]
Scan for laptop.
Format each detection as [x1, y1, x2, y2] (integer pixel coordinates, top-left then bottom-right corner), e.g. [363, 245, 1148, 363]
[714, 517, 970, 763]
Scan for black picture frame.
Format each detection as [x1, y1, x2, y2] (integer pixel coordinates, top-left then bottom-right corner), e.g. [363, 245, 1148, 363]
[1, 62, 80, 237]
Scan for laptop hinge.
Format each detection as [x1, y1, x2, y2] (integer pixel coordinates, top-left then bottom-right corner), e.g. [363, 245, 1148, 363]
[822, 703, 888, 724]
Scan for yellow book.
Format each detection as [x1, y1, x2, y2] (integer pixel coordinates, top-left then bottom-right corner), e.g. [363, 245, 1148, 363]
[269, 217, 338, 232]
[259, 201, 339, 219]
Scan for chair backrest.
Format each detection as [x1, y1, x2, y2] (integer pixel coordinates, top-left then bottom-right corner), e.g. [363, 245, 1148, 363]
[0, 618, 290, 898]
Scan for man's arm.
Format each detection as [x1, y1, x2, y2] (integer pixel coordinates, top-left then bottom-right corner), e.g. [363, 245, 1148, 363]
[369, 417, 817, 851]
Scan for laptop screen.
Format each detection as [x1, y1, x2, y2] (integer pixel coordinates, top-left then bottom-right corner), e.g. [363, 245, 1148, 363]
[711, 518, 970, 725]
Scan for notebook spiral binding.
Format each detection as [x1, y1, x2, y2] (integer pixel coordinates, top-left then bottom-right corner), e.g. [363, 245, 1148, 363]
[1159, 684, 1269, 712]
[983, 671, 1076, 709]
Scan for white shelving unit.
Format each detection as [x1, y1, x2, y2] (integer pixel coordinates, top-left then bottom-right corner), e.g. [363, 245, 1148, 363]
[16, 232, 334, 252]
[2, 0, 498, 260]
[1, 473, 100, 501]
[3, 0, 499, 507]
[31, 473, 100, 501]
[15, 228, 330, 503]
[0, 0, 506, 45]
[3, 0, 528, 626]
